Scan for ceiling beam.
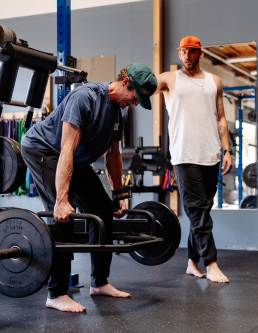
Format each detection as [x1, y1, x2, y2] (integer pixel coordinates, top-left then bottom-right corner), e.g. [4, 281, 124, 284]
[203, 48, 256, 81]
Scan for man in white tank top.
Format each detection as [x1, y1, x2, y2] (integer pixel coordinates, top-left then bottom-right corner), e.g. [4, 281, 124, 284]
[157, 36, 232, 283]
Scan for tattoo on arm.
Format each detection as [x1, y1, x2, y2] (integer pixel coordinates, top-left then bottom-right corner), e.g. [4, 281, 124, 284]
[218, 124, 226, 137]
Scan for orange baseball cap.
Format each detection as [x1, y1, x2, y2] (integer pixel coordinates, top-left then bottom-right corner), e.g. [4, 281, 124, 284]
[179, 35, 202, 49]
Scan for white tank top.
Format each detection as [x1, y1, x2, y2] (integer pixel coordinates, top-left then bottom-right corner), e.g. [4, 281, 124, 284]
[165, 69, 221, 165]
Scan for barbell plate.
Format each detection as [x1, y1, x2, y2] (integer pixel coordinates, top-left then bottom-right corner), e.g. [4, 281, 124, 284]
[0, 208, 53, 298]
[0, 136, 26, 194]
[242, 163, 257, 189]
[240, 195, 257, 209]
[128, 201, 181, 266]
[6, 138, 27, 193]
[247, 111, 256, 123]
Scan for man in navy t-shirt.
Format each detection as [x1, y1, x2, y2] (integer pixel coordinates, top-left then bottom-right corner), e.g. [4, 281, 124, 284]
[21, 63, 157, 313]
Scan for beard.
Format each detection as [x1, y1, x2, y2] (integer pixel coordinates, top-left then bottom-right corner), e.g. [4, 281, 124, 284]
[118, 96, 130, 108]
[184, 58, 200, 71]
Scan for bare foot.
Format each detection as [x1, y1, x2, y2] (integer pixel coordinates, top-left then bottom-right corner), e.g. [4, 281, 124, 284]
[90, 283, 131, 298]
[186, 259, 206, 278]
[206, 262, 229, 283]
[46, 295, 87, 313]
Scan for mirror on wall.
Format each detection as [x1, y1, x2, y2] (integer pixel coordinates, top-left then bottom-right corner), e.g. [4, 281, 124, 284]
[201, 41, 257, 209]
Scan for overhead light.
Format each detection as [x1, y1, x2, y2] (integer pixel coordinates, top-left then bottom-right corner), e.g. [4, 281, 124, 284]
[227, 56, 257, 64]
[251, 70, 257, 76]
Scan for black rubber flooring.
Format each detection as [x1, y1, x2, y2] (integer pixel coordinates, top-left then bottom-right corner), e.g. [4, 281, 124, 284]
[0, 249, 258, 333]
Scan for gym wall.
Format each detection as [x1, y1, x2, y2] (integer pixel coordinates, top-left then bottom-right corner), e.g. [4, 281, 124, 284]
[1, 0, 258, 250]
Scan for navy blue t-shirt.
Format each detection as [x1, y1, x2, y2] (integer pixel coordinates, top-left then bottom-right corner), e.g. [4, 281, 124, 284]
[22, 83, 124, 164]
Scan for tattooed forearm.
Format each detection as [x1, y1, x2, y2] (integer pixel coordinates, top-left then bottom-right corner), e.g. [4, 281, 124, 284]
[218, 124, 226, 137]
[217, 118, 230, 150]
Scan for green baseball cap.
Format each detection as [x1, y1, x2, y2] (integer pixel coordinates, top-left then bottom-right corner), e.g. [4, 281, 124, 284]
[127, 63, 157, 110]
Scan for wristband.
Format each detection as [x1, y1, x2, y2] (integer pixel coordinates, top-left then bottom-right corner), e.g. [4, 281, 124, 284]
[112, 188, 131, 200]
[223, 149, 233, 156]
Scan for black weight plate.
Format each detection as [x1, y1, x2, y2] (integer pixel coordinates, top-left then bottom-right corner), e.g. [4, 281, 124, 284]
[242, 163, 257, 189]
[5, 137, 26, 191]
[5, 138, 27, 192]
[10, 139, 27, 192]
[0, 137, 26, 194]
[240, 195, 257, 209]
[0, 208, 53, 298]
[0, 207, 13, 211]
[128, 201, 181, 266]
[247, 111, 256, 123]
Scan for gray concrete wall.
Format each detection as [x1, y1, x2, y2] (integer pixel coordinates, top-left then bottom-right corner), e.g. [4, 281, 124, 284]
[180, 208, 258, 250]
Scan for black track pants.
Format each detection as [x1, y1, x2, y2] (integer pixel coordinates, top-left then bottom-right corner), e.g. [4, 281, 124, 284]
[174, 163, 219, 266]
[21, 146, 113, 297]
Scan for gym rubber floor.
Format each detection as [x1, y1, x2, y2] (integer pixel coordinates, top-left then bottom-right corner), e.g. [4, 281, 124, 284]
[0, 249, 257, 333]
